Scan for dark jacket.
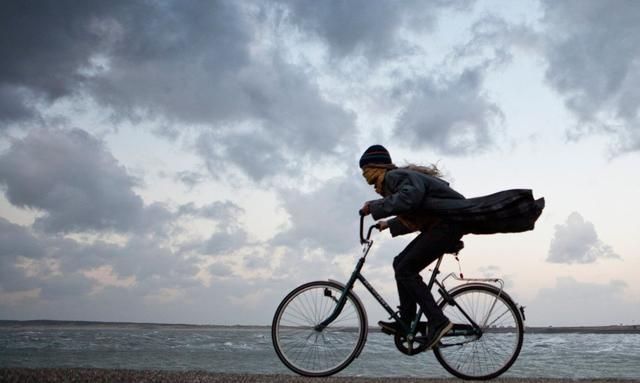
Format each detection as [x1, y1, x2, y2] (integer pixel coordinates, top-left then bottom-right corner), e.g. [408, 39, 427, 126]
[368, 168, 545, 237]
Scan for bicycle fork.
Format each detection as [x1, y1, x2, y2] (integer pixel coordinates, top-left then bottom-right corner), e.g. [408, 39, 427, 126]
[314, 256, 366, 332]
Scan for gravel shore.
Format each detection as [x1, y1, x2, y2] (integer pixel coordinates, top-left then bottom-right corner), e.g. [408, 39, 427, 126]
[0, 369, 635, 383]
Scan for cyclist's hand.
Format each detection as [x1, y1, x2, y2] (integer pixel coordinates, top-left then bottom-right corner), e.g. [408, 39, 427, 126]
[359, 202, 371, 216]
[377, 220, 389, 231]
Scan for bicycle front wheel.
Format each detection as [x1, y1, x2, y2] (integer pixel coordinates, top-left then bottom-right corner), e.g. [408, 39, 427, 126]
[434, 284, 524, 380]
[272, 281, 367, 377]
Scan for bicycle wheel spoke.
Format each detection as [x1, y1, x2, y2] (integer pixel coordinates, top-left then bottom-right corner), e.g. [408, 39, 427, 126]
[484, 306, 510, 329]
[292, 298, 315, 325]
[283, 307, 314, 326]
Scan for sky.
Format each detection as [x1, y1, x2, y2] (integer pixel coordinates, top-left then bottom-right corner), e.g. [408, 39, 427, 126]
[1, 0, 639, 327]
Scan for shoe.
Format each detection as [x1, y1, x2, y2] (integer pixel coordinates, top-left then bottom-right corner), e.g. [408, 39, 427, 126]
[424, 319, 453, 349]
[378, 320, 402, 335]
[378, 320, 428, 336]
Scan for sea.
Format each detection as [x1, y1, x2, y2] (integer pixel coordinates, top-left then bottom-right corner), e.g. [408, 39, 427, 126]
[1, 322, 639, 379]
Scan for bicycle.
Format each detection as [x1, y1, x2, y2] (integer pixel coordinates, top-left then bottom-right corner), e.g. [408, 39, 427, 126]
[272, 214, 525, 380]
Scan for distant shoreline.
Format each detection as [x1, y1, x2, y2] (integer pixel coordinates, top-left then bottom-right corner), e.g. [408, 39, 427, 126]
[1, 320, 640, 334]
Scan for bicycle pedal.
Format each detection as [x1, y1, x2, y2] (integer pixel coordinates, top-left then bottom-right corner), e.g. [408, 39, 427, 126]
[380, 327, 396, 336]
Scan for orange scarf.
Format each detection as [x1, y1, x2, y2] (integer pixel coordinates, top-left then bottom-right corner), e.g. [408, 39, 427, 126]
[362, 167, 387, 195]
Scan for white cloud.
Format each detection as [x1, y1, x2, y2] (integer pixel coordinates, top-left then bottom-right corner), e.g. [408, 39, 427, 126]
[277, 0, 472, 61]
[547, 212, 619, 264]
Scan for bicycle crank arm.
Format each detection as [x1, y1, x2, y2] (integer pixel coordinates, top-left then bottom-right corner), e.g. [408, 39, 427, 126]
[442, 323, 481, 337]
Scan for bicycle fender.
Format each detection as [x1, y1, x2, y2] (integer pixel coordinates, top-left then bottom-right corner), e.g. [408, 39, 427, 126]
[328, 279, 369, 358]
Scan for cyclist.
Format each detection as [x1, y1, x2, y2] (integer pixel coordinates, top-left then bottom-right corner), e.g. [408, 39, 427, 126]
[359, 144, 461, 348]
[358, 144, 544, 349]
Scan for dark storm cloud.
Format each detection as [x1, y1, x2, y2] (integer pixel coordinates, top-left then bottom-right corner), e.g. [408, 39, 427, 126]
[0, 262, 35, 293]
[85, 0, 252, 123]
[1, 214, 332, 324]
[0, 219, 98, 295]
[278, 0, 472, 60]
[0, 216, 200, 298]
[395, 69, 503, 154]
[541, 0, 640, 152]
[63, 239, 200, 294]
[0, 217, 44, 260]
[547, 212, 619, 264]
[192, 54, 356, 181]
[0, 128, 151, 233]
[0, 1, 120, 123]
[0, 0, 250, 123]
[0, 85, 35, 123]
[0, 218, 43, 292]
[1, 1, 356, 179]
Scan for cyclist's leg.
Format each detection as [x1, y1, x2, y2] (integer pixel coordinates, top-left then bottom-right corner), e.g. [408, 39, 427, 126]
[393, 242, 418, 326]
[380, 236, 428, 334]
[394, 227, 461, 325]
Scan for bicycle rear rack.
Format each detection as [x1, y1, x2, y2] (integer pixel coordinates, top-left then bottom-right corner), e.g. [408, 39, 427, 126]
[442, 272, 504, 291]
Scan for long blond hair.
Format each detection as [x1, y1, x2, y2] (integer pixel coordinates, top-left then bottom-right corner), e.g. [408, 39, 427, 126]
[402, 163, 444, 178]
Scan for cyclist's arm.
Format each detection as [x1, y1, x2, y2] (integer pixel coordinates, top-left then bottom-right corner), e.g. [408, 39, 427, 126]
[386, 217, 416, 237]
[369, 171, 427, 220]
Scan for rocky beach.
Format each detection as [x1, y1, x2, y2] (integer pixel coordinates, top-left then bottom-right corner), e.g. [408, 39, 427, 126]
[0, 369, 636, 383]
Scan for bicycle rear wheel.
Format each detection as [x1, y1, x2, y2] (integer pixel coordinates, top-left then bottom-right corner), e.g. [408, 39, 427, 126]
[433, 284, 524, 380]
[272, 281, 367, 377]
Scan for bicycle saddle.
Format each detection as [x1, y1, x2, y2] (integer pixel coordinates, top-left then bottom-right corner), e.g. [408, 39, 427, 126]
[446, 240, 464, 255]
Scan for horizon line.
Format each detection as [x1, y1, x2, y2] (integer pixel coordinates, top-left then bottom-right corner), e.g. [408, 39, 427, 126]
[1, 319, 639, 332]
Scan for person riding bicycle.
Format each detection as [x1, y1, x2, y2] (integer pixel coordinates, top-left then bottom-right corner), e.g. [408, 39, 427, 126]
[359, 144, 544, 350]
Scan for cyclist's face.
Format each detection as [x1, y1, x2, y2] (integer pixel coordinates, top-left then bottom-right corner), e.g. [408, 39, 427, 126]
[362, 167, 378, 185]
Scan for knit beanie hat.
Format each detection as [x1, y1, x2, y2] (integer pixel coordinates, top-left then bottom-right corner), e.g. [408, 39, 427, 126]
[359, 145, 392, 168]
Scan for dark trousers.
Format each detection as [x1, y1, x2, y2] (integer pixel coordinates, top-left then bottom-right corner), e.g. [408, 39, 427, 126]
[393, 224, 462, 325]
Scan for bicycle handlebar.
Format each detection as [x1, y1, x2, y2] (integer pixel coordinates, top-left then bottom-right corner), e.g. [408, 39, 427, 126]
[359, 213, 379, 244]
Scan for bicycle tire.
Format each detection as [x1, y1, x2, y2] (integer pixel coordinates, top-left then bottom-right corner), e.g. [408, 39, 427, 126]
[272, 281, 368, 377]
[433, 284, 524, 380]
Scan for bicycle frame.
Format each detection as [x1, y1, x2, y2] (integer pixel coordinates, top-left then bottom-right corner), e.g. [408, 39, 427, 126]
[316, 216, 482, 339]
[273, 214, 526, 379]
